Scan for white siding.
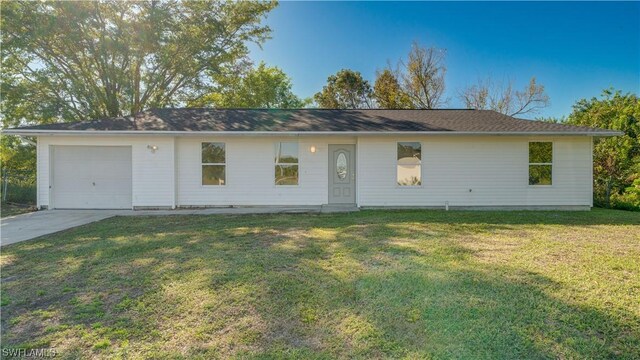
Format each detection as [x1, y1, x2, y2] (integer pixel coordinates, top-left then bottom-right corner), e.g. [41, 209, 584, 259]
[37, 134, 594, 209]
[37, 136, 175, 208]
[358, 136, 593, 207]
[176, 136, 355, 206]
[36, 139, 46, 208]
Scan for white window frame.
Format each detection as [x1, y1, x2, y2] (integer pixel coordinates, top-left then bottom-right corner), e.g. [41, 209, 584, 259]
[528, 141, 553, 187]
[274, 142, 299, 186]
[396, 141, 422, 187]
[201, 142, 226, 186]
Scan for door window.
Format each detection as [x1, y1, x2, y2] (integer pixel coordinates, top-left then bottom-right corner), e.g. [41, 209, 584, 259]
[336, 153, 347, 179]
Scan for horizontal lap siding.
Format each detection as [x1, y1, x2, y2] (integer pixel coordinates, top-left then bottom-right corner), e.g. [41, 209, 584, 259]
[176, 136, 355, 206]
[37, 134, 593, 208]
[37, 136, 175, 208]
[358, 136, 592, 207]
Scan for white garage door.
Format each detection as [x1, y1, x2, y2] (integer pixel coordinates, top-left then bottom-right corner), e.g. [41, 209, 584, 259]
[51, 146, 132, 209]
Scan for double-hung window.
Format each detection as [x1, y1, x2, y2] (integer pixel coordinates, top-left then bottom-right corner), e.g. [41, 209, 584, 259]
[275, 142, 299, 185]
[397, 142, 422, 186]
[202, 142, 226, 185]
[528, 142, 552, 185]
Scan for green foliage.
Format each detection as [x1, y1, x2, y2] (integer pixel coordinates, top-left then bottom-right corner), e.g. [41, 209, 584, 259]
[373, 69, 411, 109]
[1, 1, 276, 202]
[314, 43, 447, 110]
[313, 69, 373, 109]
[0, 136, 36, 204]
[0, 136, 35, 174]
[1, 1, 277, 124]
[0, 180, 36, 205]
[565, 89, 640, 210]
[611, 178, 640, 211]
[191, 62, 309, 108]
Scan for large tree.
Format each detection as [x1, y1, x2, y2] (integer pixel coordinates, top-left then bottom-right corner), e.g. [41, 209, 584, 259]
[564, 89, 639, 209]
[459, 77, 550, 117]
[373, 68, 411, 109]
[400, 42, 447, 109]
[313, 69, 373, 109]
[1, 0, 276, 127]
[190, 62, 309, 108]
[312, 42, 447, 110]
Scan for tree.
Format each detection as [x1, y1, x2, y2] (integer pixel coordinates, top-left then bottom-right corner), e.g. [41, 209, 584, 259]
[1, 1, 276, 203]
[536, 116, 564, 123]
[313, 69, 373, 109]
[190, 62, 309, 108]
[1, 0, 276, 127]
[0, 136, 35, 175]
[373, 68, 411, 109]
[399, 42, 447, 109]
[312, 42, 447, 110]
[459, 77, 550, 117]
[564, 89, 639, 209]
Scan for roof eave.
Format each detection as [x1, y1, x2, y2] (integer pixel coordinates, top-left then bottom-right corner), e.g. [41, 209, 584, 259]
[1, 129, 624, 137]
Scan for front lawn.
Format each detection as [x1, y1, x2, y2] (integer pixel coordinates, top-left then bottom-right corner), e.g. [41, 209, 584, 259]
[1, 209, 639, 359]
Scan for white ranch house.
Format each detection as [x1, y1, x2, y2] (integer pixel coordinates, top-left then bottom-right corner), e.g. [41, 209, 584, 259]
[5, 109, 620, 210]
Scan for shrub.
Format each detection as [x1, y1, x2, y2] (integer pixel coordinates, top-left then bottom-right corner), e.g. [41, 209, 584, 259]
[0, 175, 36, 205]
[611, 179, 640, 211]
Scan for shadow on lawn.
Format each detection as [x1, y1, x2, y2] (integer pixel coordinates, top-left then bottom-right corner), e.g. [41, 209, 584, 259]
[354, 208, 640, 226]
[1, 212, 638, 358]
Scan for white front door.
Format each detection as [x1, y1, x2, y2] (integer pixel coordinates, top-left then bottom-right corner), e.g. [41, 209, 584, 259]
[51, 146, 132, 209]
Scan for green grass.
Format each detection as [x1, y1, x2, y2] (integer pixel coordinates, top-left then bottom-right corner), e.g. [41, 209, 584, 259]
[1, 203, 36, 218]
[1, 209, 639, 359]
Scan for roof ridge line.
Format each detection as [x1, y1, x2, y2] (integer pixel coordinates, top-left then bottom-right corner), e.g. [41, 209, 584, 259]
[147, 107, 478, 111]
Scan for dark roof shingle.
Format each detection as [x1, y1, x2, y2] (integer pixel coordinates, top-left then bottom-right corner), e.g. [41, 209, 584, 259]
[6, 108, 619, 134]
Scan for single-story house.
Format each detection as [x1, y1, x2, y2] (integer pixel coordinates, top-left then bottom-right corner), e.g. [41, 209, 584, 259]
[4, 109, 621, 210]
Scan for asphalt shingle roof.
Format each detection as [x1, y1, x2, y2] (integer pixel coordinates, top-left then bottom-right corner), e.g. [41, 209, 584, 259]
[6, 108, 619, 134]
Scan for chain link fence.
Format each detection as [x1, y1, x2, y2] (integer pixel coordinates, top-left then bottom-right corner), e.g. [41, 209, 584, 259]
[1, 170, 36, 205]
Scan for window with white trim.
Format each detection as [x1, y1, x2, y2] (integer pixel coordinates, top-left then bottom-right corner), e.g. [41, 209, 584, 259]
[397, 142, 421, 186]
[275, 142, 299, 185]
[528, 142, 552, 185]
[202, 142, 225, 185]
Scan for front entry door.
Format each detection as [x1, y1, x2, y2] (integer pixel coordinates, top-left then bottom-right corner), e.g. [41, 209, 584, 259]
[328, 144, 356, 204]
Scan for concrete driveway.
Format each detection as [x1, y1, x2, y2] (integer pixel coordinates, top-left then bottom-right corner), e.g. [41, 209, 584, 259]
[0, 210, 121, 246]
[0, 206, 357, 246]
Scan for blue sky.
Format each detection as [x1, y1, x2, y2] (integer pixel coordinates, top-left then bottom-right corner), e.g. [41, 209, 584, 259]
[249, 1, 640, 118]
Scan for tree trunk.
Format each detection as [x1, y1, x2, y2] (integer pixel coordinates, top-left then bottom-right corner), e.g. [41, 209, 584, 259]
[605, 178, 613, 208]
[131, 60, 142, 115]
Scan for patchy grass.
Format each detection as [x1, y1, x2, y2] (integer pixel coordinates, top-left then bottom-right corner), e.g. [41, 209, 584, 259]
[1, 203, 36, 218]
[1, 209, 639, 359]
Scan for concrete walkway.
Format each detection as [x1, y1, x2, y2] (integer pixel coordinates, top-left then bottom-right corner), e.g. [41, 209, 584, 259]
[1, 206, 357, 246]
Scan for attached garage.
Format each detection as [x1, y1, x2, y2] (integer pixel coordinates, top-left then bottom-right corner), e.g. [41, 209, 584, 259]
[50, 146, 132, 209]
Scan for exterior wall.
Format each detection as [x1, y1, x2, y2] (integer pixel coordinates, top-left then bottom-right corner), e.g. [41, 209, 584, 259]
[37, 136, 175, 208]
[176, 136, 356, 206]
[357, 136, 593, 207]
[37, 134, 594, 209]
